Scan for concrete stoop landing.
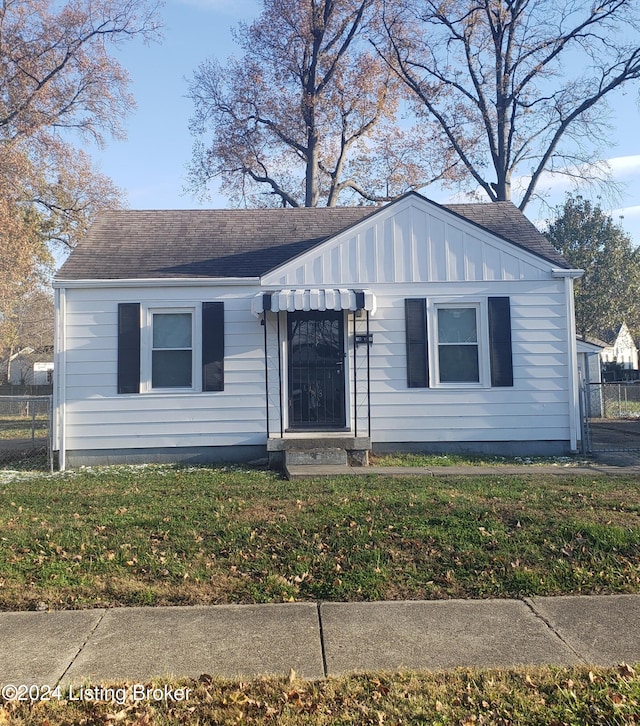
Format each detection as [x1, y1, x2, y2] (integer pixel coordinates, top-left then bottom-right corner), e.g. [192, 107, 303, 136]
[266, 436, 371, 479]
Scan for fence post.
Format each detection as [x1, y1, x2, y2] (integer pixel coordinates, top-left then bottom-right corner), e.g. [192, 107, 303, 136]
[618, 384, 622, 418]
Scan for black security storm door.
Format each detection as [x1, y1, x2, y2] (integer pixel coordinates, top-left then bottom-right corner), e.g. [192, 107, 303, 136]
[287, 310, 346, 430]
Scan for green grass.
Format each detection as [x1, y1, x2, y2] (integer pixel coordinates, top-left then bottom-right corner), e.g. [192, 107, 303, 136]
[0, 414, 48, 440]
[0, 464, 638, 610]
[369, 451, 584, 467]
[2, 666, 639, 725]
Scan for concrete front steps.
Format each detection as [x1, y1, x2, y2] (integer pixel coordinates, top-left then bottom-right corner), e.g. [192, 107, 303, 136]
[266, 436, 371, 479]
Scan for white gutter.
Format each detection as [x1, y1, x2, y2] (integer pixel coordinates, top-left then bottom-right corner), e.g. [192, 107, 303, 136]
[52, 277, 260, 289]
[53, 286, 67, 471]
[552, 268, 584, 452]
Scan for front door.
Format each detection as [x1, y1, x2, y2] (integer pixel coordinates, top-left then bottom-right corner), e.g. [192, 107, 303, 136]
[287, 310, 346, 430]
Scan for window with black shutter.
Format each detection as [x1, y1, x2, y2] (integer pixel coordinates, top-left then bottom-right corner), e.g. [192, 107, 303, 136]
[405, 296, 514, 389]
[117, 301, 224, 393]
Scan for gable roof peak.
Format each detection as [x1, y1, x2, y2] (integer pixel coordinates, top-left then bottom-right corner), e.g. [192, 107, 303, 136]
[56, 196, 568, 281]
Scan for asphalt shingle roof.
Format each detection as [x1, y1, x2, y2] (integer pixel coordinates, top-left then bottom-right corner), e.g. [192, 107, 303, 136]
[56, 194, 568, 280]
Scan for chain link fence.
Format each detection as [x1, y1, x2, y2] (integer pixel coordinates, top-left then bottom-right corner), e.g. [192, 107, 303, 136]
[588, 382, 640, 420]
[583, 382, 640, 454]
[0, 396, 53, 471]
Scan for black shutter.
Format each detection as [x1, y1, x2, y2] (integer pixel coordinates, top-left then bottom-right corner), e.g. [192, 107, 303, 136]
[488, 297, 513, 387]
[117, 303, 140, 394]
[202, 302, 224, 391]
[405, 298, 429, 388]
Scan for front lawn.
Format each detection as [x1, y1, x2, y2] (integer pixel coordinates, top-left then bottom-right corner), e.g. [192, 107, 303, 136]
[2, 666, 640, 725]
[0, 465, 638, 610]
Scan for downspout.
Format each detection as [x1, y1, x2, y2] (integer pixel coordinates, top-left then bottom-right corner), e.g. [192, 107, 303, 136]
[552, 268, 584, 453]
[262, 312, 269, 439]
[53, 286, 67, 470]
[353, 311, 357, 437]
[277, 313, 283, 438]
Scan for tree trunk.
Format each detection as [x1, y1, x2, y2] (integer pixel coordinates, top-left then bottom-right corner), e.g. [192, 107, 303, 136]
[493, 171, 511, 202]
[305, 127, 320, 207]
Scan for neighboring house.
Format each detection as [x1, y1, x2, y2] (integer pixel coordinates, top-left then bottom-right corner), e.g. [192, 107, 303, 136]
[53, 192, 582, 469]
[601, 322, 639, 375]
[2, 347, 54, 386]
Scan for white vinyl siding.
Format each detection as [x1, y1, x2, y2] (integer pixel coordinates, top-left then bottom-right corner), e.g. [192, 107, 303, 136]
[58, 279, 572, 453]
[361, 281, 571, 445]
[60, 285, 266, 451]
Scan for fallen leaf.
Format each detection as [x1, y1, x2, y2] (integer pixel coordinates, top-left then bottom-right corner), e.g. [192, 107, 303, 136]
[619, 662, 636, 679]
[525, 674, 537, 689]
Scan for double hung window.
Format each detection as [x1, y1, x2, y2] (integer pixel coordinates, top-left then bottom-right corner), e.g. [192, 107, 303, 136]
[151, 312, 193, 389]
[436, 305, 480, 384]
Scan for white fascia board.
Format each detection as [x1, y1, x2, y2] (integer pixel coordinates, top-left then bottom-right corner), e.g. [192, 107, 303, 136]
[552, 268, 584, 279]
[576, 338, 605, 354]
[53, 277, 260, 289]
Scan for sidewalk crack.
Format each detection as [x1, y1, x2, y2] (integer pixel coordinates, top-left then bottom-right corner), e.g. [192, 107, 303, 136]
[317, 602, 328, 678]
[55, 609, 108, 687]
[523, 598, 588, 665]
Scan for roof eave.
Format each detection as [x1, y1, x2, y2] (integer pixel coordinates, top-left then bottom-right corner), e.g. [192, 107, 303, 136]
[53, 276, 261, 289]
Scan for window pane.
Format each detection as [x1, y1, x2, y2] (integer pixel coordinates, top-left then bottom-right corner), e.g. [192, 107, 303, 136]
[153, 313, 192, 349]
[439, 345, 479, 382]
[438, 308, 477, 343]
[152, 350, 192, 388]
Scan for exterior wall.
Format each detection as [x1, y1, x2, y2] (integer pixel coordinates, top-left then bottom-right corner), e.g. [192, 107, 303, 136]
[56, 283, 267, 461]
[58, 277, 573, 462]
[357, 280, 571, 448]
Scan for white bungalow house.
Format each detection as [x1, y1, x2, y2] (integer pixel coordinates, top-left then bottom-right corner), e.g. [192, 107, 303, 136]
[53, 192, 583, 469]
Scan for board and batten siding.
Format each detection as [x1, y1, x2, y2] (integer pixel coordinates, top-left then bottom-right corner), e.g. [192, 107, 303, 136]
[261, 197, 551, 288]
[57, 284, 266, 453]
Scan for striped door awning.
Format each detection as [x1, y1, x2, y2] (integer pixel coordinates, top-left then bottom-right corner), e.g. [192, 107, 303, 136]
[252, 288, 376, 316]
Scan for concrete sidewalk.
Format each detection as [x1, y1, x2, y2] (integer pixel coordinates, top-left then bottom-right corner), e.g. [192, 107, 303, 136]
[1, 595, 639, 686]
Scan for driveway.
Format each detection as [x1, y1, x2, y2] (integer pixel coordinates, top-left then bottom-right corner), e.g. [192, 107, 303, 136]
[588, 418, 640, 465]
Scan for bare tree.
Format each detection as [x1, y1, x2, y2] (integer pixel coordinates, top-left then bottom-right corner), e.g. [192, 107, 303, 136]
[378, 0, 640, 210]
[0, 0, 161, 253]
[188, 0, 458, 207]
[0, 0, 161, 363]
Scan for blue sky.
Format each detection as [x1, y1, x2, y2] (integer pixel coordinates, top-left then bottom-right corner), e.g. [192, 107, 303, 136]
[89, 0, 640, 243]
